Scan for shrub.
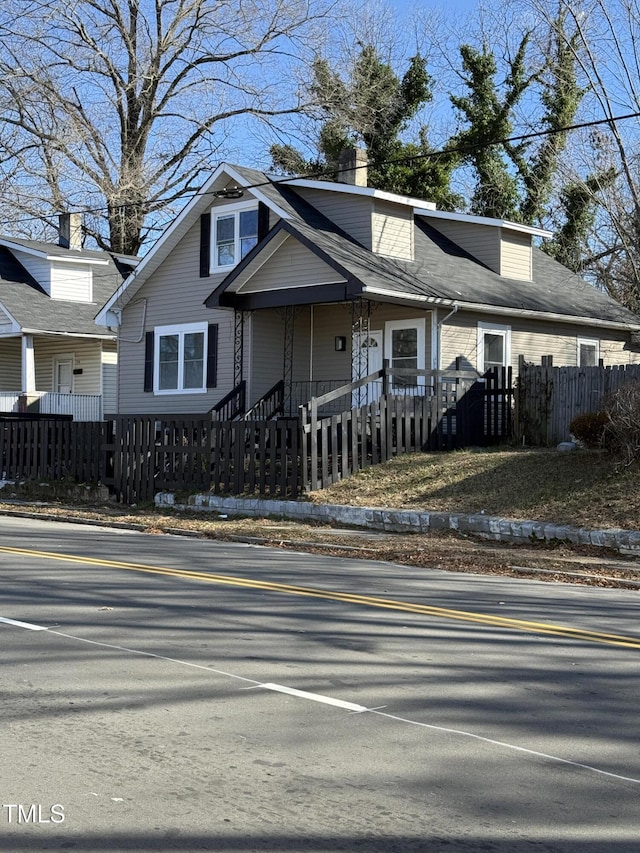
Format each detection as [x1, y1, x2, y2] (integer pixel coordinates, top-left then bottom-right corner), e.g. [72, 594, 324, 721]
[604, 381, 640, 466]
[569, 411, 609, 449]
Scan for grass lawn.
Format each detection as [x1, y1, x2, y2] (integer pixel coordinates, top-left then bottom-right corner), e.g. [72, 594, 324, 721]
[308, 447, 640, 531]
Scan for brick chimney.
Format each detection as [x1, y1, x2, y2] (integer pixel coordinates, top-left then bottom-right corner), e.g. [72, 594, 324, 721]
[338, 148, 368, 187]
[58, 212, 83, 250]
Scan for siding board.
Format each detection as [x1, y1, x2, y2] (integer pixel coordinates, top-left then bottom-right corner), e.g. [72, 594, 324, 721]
[238, 236, 346, 293]
[372, 201, 413, 259]
[293, 188, 373, 248]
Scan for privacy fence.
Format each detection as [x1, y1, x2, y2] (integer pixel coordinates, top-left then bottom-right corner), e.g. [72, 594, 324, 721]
[1, 366, 512, 503]
[515, 361, 640, 446]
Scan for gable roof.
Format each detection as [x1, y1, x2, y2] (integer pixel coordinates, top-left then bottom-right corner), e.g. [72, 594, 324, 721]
[209, 179, 640, 330]
[0, 236, 135, 337]
[97, 161, 640, 332]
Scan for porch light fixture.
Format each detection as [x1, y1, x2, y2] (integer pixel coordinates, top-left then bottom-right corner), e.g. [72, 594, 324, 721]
[335, 335, 347, 351]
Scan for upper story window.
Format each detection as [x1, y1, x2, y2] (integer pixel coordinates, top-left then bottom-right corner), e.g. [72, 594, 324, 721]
[578, 337, 599, 366]
[212, 201, 258, 270]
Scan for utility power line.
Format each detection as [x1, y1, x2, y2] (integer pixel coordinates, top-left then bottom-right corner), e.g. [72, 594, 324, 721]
[5, 109, 640, 228]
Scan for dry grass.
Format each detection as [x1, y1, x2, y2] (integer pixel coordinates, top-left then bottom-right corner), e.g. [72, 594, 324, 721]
[308, 447, 640, 531]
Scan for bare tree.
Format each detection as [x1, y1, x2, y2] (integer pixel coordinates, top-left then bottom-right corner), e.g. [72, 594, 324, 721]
[0, 0, 336, 254]
[529, 0, 640, 309]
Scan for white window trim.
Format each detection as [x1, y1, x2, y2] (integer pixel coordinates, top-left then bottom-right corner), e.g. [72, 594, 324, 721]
[577, 337, 600, 366]
[477, 321, 511, 373]
[210, 199, 259, 272]
[384, 318, 426, 386]
[154, 321, 207, 395]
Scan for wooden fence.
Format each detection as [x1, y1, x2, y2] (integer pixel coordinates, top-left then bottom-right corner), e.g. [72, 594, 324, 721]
[300, 366, 513, 491]
[0, 366, 512, 502]
[103, 415, 301, 503]
[516, 362, 640, 446]
[0, 418, 103, 483]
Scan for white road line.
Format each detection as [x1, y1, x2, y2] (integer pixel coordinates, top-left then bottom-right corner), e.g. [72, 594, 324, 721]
[6, 619, 640, 786]
[0, 615, 48, 631]
[260, 682, 368, 712]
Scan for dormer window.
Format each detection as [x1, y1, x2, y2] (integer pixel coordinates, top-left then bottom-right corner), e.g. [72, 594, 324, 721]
[212, 202, 258, 270]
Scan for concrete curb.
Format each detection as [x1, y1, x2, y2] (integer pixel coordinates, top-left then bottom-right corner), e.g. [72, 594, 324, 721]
[155, 492, 640, 557]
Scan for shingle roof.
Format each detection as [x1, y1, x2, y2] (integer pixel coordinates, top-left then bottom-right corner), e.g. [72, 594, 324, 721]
[0, 237, 130, 336]
[242, 174, 640, 327]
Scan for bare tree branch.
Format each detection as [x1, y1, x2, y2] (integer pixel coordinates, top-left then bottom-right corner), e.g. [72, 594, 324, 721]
[0, 0, 337, 253]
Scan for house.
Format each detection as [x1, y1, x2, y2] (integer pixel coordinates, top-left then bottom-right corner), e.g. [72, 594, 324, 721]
[96, 155, 640, 420]
[0, 214, 137, 420]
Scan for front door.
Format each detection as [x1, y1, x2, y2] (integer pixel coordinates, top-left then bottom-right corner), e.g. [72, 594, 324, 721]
[352, 330, 383, 405]
[54, 357, 73, 394]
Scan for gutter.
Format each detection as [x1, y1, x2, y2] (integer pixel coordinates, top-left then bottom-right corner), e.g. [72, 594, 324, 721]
[22, 329, 116, 341]
[363, 286, 640, 333]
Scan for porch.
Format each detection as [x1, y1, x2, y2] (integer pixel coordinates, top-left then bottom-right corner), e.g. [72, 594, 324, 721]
[0, 366, 512, 503]
[0, 391, 103, 421]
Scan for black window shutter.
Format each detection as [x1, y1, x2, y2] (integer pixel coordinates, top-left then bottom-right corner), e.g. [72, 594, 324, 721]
[200, 212, 211, 277]
[143, 331, 154, 392]
[206, 324, 218, 388]
[258, 202, 270, 242]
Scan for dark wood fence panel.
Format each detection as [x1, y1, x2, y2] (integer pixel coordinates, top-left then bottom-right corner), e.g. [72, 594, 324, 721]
[0, 419, 103, 483]
[1, 367, 512, 502]
[516, 363, 640, 446]
[105, 415, 302, 503]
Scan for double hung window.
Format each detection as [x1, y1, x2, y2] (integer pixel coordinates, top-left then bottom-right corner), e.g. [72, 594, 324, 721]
[154, 322, 207, 394]
[384, 319, 426, 389]
[477, 322, 511, 373]
[578, 338, 599, 366]
[212, 202, 258, 269]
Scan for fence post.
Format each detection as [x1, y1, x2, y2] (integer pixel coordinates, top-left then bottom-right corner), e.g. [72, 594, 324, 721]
[310, 397, 319, 491]
[382, 359, 390, 397]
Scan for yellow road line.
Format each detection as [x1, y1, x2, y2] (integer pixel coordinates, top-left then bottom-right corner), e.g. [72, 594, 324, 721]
[1, 544, 639, 649]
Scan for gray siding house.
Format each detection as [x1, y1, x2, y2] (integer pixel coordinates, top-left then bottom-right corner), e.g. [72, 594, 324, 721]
[0, 215, 137, 420]
[96, 161, 640, 417]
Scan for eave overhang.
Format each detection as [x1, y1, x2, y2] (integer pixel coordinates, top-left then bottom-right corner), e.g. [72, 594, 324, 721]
[363, 286, 640, 331]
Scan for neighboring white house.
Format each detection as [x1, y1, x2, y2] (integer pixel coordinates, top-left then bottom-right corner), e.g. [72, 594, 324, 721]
[0, 214, 137, 420]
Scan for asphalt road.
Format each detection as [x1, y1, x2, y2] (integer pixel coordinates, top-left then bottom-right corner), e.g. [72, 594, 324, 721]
[0, 515, 639, 852]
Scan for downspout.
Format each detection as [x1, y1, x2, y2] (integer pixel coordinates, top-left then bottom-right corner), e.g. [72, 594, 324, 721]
[309, 305, 314, 383]
[436, 304, 459, 369]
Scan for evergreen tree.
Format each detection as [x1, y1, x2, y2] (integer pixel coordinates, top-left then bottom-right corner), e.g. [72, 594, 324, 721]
[449, 37, 533, 221]
[518, 11, 585, 226]
[270, 46, 460, 207]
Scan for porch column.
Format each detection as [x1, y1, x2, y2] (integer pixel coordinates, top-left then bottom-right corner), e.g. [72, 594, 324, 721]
[351, 298, 371, 407]
[21, 334, 36, 393]
[282, 305, 295, 416]
[233, 309, 249, 388]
